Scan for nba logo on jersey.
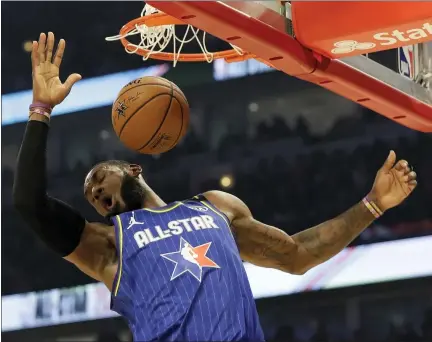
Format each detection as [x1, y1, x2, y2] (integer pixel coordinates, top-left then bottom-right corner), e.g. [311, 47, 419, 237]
[398, 45, 416, 80]
[161, 237, 220, 282]
[184, 204, 208, 212]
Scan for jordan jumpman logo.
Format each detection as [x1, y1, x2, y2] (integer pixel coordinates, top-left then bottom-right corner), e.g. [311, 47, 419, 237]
[126, 212, 144, 230]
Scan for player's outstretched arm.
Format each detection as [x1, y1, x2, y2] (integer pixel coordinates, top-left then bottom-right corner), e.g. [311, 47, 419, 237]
[204, 151, 417, 275]
[13, 33, 116, 284]
[13, 32, 86, 258]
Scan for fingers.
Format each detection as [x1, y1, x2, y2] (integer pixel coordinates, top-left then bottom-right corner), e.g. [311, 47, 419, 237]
[408, 172, 418, 191]
[380, 150, 396, 173]
[390, 156, 418, 188]
[402, 170, 417, 182]
[36, 32, 66, 67]
[46, 32, 55, 63]
[408, 180, 418, 189]
[38, 33, 47, 64]
[393, 159, 408, 172]
[399, 168, 417, 193]
[64, 73, 82, 92]
[53, 39, 66, 68]
[31, 41, 39, 70]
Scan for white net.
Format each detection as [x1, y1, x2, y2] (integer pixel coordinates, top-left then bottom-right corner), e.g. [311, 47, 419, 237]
[106, 4, 244, 66]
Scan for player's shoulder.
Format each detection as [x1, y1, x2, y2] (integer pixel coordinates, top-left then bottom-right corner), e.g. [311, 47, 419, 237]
[200, 190, 252, 222]
[201, 190, 236, 203]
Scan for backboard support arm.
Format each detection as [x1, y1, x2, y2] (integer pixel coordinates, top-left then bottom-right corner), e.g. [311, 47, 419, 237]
[148, 1, 432, 132]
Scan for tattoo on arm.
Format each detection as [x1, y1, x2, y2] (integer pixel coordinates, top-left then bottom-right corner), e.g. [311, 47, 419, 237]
[236, 201, 374, 274]
[233, 220, 299, 272]
[292, 201, 375, 269]
[206, 190, 375, 274]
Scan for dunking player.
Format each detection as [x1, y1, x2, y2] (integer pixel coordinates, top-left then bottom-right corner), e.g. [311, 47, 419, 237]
[14, 32, 418, 341]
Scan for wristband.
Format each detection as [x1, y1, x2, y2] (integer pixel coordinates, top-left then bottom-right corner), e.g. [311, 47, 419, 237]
[367, 196, 383, 216]
[29, 108, 51, 120]
[29, 102, 52, 112]
[362, 196, 383, 218]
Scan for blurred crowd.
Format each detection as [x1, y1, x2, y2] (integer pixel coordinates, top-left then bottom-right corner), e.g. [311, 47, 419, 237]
[91, 307, 432, 342]
[230, 132, 431, 241]
[272, 307, 432, 342]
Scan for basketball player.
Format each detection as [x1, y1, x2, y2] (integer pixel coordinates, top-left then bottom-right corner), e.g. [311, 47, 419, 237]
[14, 32, 418, 341]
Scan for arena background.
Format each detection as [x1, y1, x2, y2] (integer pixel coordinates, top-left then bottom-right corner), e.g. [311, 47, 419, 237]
[2, 2, 432, 342]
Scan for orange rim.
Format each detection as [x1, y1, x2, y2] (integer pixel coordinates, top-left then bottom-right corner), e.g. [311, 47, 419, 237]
[119, 12, 256, 62]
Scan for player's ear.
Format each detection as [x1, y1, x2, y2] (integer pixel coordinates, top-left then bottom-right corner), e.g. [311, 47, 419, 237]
[129, 164, 142, 177]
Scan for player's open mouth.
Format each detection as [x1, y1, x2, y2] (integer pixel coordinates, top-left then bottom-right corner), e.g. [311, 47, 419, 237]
[102, 196, 115, 211]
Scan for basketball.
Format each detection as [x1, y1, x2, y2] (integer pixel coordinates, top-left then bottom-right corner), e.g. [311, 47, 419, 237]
[112, 76, 190, 154]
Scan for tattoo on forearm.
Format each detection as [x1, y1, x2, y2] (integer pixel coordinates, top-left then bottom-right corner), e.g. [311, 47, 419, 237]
[236, 221, 299, 271]
[233, 198, 374, 274]
[292, 201, 375, 263]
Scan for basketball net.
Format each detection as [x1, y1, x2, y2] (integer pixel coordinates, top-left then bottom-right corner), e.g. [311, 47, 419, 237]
[106, 4, 247, 66]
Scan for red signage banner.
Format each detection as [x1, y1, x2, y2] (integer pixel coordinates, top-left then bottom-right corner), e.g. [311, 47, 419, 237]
[291, 2, 432, 58]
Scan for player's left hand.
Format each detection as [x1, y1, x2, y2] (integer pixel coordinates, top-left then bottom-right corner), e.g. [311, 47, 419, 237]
[368, 150, 417, 212]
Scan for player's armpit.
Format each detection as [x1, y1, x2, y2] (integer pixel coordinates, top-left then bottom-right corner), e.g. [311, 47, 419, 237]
[203, 191, 304, 274]
[65, 222, 117, 285]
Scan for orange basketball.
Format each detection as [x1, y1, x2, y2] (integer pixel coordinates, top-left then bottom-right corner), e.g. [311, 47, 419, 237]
[112, 76, 190, 154]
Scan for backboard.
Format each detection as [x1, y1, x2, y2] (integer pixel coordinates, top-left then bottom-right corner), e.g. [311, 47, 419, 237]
[146, 1, 432, 132]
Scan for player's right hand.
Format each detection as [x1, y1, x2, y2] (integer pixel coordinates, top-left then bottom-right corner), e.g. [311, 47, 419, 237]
[32, 32, 82, 108]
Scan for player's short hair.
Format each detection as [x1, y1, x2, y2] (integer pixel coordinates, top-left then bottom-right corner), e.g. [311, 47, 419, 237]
[84, 160, 134, 192]
[92, 160, 131, 170]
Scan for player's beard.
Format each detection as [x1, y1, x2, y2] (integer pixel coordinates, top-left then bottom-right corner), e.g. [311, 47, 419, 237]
[105, 174, 147, 222]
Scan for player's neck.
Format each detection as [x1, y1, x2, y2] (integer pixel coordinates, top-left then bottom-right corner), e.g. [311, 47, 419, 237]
[142, 190, 166, 209]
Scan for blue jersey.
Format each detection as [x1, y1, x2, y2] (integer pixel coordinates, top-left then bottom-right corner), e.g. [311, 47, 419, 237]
[111, 195, 265, 341]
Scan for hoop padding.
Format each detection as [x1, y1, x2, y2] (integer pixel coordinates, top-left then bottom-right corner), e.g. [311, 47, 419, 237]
[111, 10, 257, 64]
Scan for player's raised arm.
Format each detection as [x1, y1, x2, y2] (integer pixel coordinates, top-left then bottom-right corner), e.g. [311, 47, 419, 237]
[204, 151, 417, 275]
[12, 32, 85, 257]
